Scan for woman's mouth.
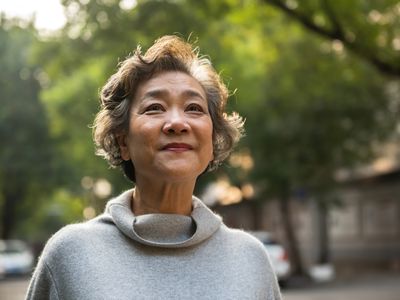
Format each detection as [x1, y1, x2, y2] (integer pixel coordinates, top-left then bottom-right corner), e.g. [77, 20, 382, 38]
[162, 143, 193, 152]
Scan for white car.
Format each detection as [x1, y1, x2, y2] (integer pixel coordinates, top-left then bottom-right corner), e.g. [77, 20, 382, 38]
[248, 231, 291, 283]
[0, 240, 34, 277]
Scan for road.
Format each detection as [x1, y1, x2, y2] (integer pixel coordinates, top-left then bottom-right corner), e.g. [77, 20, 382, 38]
[0, 277, 29, 300]
[1, 272, 399, 300]
[283, 272, 400, 300]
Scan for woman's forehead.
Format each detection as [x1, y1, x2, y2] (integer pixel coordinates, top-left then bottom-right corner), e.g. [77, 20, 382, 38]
[135, 71, 207, 101]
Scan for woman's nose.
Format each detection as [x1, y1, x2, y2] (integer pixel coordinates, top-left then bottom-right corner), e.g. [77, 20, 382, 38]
[162, 110, 190, 134]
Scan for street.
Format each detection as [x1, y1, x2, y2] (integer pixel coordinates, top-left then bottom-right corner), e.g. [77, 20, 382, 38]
[0, 272, 399, 300]
[283, 272, 400, 300]
[0, 277, 29, 300]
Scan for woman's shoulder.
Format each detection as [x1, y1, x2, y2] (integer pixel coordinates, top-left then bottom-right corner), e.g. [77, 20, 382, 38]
[215, 226, 278, 280]
[218, 225, 268, 254]
[39, 215, 114, 261]
[219, 225, 260, 241]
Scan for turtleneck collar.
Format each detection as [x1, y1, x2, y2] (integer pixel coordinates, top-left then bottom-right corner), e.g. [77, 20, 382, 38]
[104, 189, 222, 248]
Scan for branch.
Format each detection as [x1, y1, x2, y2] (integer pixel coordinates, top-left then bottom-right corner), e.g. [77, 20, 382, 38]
[321, 0, 345, 39]
[263, 0, 400, 77]
[264, 0, 342, 39]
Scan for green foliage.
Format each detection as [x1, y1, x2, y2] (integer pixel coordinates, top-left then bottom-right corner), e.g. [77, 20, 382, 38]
[0, 23, 50, 182]
[0, 18, 56, 238]
[248, 33, 398, 196]
[263, 0, 400, 76]
[14, 189, 85, 242]
[40, 58, 110, 182]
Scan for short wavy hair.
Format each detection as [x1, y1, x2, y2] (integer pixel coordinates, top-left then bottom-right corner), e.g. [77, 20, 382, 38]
[93, 35, 244, 182]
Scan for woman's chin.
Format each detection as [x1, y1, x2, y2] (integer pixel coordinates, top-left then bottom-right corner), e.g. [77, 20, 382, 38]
[156, 164, 204, 182]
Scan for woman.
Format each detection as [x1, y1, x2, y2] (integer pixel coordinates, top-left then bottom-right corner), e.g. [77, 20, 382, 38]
[26, 35, 282, 299]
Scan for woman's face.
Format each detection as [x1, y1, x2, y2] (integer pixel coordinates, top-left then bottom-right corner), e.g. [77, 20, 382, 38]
[118, 71, 213, 183]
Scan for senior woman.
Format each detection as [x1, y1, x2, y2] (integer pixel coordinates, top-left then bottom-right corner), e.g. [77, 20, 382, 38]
[26, 36, 281, 300]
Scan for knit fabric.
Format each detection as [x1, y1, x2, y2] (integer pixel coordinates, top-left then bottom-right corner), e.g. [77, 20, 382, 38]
[26, 189, 282, 300]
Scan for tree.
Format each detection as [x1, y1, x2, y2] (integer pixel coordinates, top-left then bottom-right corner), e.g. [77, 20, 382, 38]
[247, 31, 398, 275]
[0, 18, 55, 238]
[253, 0, 400, 275]
[263, 0, 400, 77]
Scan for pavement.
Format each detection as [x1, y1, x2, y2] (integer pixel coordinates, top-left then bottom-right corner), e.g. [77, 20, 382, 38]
[282, 271, 400, 300]
[0, 276, 29, 300]
[1, 271, 399, 300]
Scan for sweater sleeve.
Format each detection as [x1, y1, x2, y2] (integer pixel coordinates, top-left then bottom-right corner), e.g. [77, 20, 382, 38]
[25, 257, 59, 300]
[269, 273, 282, 300]
[264, 251, 283, 300]
[242, 231, 283, 300]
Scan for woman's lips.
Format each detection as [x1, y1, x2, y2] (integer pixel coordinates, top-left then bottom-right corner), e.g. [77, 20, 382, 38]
[162, 143, 193, 152]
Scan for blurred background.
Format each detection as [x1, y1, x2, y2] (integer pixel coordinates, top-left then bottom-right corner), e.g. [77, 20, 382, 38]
[0, 0, 400, 299]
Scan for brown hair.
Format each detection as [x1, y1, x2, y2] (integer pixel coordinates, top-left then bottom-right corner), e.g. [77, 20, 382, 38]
[93, 35, 244, 181]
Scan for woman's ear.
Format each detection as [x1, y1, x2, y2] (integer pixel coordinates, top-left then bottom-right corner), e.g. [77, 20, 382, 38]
[116, 133, 130, 161]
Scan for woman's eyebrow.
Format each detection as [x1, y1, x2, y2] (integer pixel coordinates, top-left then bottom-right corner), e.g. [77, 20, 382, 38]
[182, 90, 206, 101]
[141, 89, 206, 101]
[140, 89, 167, 100]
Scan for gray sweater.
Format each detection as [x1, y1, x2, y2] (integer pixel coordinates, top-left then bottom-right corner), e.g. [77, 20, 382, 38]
[26, 189, 282, 300]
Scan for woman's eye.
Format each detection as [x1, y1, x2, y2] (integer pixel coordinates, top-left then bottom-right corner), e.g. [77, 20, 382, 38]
[186, 104, 204, 113]
[144, 103, 164, 113]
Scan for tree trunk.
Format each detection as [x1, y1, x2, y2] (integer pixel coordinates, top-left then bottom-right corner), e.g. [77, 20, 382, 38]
[316, 202, 330, 264]
[252, 201, 263, 230]
[0, 188, 22, 239]
[279, 192, 306, 276]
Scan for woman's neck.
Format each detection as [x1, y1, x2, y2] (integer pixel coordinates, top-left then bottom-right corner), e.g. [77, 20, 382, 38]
[132, 180, 195, 216]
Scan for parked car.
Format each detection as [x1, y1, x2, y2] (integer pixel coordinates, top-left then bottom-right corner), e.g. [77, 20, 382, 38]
[247, 231, 291, 284]
[0, 240, 34, 277]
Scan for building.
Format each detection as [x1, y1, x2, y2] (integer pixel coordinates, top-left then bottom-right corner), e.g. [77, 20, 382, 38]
[210, 165, 400, 274]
